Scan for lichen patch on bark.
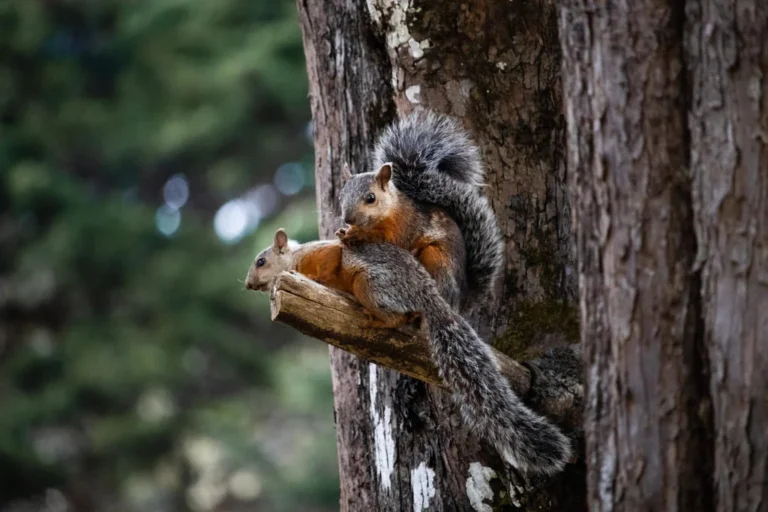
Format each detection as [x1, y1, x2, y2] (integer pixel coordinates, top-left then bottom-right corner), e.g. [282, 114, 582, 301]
[465, 462, 497, 512]
[369, 364, 395, 490]
[411, 461, 436, 510]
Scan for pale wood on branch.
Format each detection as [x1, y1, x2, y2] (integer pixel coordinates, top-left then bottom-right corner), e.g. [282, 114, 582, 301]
[268, 271, 583, 426]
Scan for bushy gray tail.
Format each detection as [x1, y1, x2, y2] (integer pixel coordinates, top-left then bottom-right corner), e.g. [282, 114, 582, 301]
[373, 110, 485, 187]
[422, 295, 571, 474]
[374, 110, 503, 312]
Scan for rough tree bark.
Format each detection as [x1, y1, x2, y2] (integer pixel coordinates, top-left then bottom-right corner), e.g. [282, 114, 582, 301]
[298, 0, 584, 510]
[560, 0, 766, 510]
[559, 1, 711, 509]
[686, 1, 768, 509]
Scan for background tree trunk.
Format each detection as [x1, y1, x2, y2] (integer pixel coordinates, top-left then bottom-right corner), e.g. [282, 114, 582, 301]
[686, 1, 768, 509]
[298, 0, 584, 510]
[560, 0, 766, 510]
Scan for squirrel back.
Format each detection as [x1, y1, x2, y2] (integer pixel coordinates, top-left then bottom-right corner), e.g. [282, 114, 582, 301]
[374, 110, 503, 312]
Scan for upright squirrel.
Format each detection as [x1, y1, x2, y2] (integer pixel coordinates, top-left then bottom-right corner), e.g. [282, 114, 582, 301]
[245, 229, 571, 474]
[338, 110, 503, 314]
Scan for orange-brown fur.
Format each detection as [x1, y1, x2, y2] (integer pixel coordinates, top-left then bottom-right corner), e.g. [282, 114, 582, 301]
[343, 210, 409, 247]
[414, 243, 453, 280]
[295, 243, 357, 295]
[341, 203, 460, 285]
[294, 241, 415, 328]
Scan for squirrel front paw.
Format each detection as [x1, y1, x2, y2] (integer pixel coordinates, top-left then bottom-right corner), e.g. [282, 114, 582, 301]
[335, 226, 361, 244]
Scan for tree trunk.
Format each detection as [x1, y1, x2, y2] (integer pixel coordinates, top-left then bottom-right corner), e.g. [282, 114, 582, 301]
[298, 0, 584, 510]
[560, 0, 766, 510]
[686, 1, 768, 509]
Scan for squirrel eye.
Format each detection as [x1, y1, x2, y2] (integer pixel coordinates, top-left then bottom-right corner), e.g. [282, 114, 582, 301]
[256, 258, 266, 267]
[365, 193, 376, 204]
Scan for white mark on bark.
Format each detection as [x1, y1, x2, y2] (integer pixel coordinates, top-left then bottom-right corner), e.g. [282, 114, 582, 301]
[496, 61, 508, 71]
[369, 363, 378, 406]
[366, 0, 383, 24]
[408, 38, 424, 59]
[406, 85, 421, 104]
[466, 462, 496, 512]
[374, 407, 395, 490]
[369, 363, 395, 490]
[594, 362, 616, 512]
[391, 66, 406, 91]
[334, 29, 345, 86]
[599, 442, 617, 512]
[367, 0, 412, 48]
[411, 461, 436, 511]
[367, 0, 428, 93]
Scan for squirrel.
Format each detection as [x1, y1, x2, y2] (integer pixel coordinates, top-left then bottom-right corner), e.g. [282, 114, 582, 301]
[245, 228, 571, 474]
[338, 163, 466, 310]
[338, 110, 503, 314]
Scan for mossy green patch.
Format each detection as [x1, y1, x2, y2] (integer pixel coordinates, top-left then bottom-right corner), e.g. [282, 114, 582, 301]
[496, 216, 580, 360]
[495, 299, 580, 360]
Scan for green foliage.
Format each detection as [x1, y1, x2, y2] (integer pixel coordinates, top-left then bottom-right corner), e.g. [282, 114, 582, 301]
[0, 1, 336, 511]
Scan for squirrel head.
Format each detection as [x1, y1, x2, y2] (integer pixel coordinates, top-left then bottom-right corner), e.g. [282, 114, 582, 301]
[245, 228, 296, 292]
[339, 163, 399, 228]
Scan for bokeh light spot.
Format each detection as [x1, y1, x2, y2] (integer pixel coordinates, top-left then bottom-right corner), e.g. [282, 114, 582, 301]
[274, 163, 304, 196]
[163, 174, 190, 210]
[214, 200, 249, 243]
[156, 205, 182, 236]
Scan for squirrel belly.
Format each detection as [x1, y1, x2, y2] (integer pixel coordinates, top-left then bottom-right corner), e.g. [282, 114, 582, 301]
[343, 242, 571, 474]
[293, 241, 357, 295]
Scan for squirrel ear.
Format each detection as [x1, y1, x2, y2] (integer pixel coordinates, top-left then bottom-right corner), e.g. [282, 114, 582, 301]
[273, 228, 288, 253]
[341, 163, 352, 184]
[375, 163, 393, 191]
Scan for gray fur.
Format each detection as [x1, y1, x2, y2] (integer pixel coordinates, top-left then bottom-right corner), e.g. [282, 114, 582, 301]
[372, 110, 503, 313]
[344, 242, 571, 474]
[373, 110, 485, 188]
[339, 173, 381, 227]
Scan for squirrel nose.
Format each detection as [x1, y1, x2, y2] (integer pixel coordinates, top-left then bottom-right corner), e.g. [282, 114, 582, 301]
[343, 213, 354, 225]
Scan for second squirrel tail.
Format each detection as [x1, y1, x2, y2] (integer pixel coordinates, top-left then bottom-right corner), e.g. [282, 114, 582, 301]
[422, 294, 571, 474]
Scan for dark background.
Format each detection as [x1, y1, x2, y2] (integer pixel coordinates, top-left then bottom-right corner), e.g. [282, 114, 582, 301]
[0, 1, 338, 510]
